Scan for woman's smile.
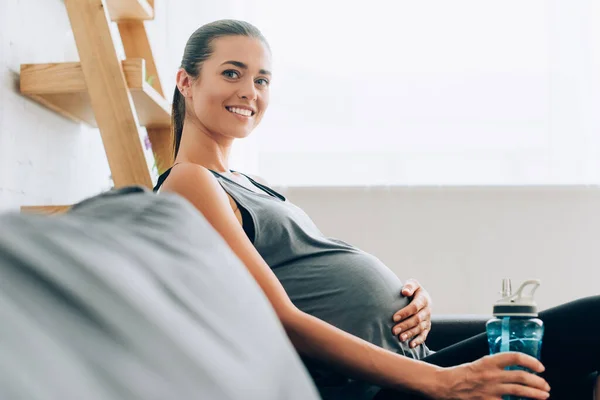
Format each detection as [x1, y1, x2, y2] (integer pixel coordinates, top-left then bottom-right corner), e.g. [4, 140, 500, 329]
[225, 105, 256, 121]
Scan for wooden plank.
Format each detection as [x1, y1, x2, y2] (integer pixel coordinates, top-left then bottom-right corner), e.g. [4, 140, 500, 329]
[105, 0, 154, 21]
[117, 18, 173, 172]
[64, 0, 152, 188]
[34, 92, 97, 126]
[20, 59, 170, 128]
[117, 21, 164, 96]
[130, 82, 171, 127]
[20, 62, 171, 128]
[121, 58, 146, 88]
[21, 205, 71, 215]
[147, 126, 173, 174]
[21, 60, 146, 94]
[20, 62, 87, 94]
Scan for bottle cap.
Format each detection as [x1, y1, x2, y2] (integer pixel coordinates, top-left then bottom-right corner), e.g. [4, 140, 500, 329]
[493, 279, 540, 317]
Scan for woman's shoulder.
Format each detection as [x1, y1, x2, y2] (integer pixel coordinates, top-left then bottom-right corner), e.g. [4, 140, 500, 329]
[160, 163, 227, 204]
[164, 162, 215, 184]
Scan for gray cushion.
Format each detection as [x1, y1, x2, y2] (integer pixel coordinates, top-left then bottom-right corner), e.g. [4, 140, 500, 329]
[0, 186, 320, 400]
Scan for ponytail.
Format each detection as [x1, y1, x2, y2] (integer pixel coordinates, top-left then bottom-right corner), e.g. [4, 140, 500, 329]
[171, 86, 186, 158]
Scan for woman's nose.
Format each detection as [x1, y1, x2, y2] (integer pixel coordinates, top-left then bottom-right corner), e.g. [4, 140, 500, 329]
[237, 80, 258, 101]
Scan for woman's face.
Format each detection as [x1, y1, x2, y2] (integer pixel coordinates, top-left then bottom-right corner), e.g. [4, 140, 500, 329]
[180, 35, 272, 140]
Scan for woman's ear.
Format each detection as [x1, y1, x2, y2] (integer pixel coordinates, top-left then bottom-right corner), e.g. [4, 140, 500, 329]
[176, 68, 193, 98]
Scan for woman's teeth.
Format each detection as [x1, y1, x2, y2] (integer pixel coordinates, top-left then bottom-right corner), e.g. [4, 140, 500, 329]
[227, 107, 253, 117]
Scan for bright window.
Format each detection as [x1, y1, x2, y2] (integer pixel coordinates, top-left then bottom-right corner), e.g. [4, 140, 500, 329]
[236, 0, 600, 186]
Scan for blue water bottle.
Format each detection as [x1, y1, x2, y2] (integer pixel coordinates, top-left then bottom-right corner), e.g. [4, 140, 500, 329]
[486, 279, 544, 400]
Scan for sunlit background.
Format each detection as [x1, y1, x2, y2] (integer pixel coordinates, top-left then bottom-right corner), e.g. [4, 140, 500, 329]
[153, 0, 600, 186]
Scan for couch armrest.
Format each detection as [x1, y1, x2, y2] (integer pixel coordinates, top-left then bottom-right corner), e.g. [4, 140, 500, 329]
[426, 314, 490, 351]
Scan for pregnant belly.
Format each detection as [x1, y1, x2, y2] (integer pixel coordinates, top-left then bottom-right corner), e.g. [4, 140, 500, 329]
[273, 250, 411, 349]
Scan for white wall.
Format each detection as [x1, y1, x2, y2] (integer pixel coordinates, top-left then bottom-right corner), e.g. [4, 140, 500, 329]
[0, 0, 255, 211]
[0, 0, 111, 211]
[280, 185, 600, 315]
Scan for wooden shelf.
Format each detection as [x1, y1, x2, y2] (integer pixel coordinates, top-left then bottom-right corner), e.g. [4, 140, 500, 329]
[105, 0, 154, 21]
[21, 205, 71, 215]
[20, 58, 171, 128]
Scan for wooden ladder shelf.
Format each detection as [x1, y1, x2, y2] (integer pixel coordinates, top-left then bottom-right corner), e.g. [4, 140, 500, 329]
[20, 59, 171, 128]
[105, 0, 154, 21]
[20, 0, 173, 214]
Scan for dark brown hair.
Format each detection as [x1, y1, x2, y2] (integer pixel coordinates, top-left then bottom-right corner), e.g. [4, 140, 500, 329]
[171, 19, 269, 158]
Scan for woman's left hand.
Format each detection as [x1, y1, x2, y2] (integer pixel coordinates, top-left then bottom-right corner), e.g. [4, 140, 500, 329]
[392, 278, 432, 348]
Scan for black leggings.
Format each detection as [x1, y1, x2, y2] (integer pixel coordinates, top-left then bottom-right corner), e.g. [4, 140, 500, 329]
[375, 296, 600, 400]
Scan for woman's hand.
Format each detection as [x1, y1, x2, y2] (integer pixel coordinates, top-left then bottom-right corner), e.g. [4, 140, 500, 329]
[392, 278, 432, 348]
[431, 352, 551, 400]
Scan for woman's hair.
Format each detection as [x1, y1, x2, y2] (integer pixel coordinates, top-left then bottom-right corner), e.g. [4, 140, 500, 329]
[171, 19, 269, 158]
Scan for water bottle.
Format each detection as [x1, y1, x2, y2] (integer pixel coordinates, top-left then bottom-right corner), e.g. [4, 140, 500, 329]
[486, 279, 545, 400]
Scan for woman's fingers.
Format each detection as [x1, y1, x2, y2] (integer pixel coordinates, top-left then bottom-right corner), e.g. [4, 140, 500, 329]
[500, 369, 551, 392]
[394, 286, 431, 323]
[408, 325, 430, 348]
[392, 309, 430, 339]
[393, 297, 421, 323]
[489, 352, 546, 374]
[396, 320, 426, 343]
[401, 278, 420, 296]
[498, 384, 550, 399]
[438, 357, 551, 400]
[484, 354, 550, 398]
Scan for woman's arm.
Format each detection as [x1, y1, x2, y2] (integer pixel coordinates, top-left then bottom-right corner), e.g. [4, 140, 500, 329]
[161, 164, 441, 395]
[161, 164, 550, 400]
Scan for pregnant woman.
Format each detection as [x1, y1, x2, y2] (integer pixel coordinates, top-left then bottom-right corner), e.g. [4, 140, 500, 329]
[155, 19, 599, 400]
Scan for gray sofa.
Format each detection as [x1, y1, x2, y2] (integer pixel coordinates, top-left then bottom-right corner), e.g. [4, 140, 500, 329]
[0, 187, 487, 400]
[0, 187, 320, 400]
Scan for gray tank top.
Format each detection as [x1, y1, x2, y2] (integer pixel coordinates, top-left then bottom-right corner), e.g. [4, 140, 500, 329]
[206, 170, 432, 400]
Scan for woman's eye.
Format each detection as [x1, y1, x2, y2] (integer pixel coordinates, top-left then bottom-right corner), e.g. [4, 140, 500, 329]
[256, 78, 269, 87]
[223, 70, 240, 79]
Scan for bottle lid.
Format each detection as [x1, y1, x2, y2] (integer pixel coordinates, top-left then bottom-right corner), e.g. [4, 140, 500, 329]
[493, 279, 540, 317]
